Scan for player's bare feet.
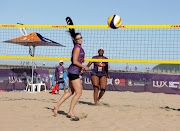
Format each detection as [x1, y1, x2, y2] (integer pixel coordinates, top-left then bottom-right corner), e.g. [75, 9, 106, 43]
[54, 105, 58, 117]
[67, 112, 79, 121]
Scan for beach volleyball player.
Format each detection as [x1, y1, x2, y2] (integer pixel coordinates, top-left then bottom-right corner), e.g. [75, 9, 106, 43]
[54, 33, 89, 119]
[87, 47, 110, 105]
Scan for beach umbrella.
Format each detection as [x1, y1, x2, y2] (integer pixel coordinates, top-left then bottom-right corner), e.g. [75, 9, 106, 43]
[3, 31, 65, 85]
[4, 32, 65, 47]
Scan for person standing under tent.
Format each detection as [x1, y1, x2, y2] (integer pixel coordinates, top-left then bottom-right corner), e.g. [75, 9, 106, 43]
[53, 60, 66, 94]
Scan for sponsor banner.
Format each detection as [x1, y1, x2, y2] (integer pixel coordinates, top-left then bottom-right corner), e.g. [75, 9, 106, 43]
[134, 82, 151, 86]
[81, 72, 180, 94]
[169, 81, 180, 88]
[0, 69, 50, 90]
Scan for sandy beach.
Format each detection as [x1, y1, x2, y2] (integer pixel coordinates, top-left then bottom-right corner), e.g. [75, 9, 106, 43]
[1, 90, 180, 131]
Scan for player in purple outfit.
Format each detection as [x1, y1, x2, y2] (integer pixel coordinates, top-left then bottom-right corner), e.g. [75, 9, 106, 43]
[54, 60, 66, 94]
[54, 33, 89, 120]
[87, 47, 110, 105]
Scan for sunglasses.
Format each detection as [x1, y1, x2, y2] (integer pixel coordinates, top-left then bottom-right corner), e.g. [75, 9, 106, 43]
[75, 37, 82, 40]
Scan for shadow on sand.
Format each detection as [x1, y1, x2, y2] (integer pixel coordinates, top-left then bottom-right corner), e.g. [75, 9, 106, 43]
[160, 106, 180, 112]
[44, 107, 67, 116]
[78, 101, 95, 106]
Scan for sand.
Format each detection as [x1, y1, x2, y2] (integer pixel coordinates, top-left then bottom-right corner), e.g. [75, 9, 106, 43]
[0, 90, 180, 131]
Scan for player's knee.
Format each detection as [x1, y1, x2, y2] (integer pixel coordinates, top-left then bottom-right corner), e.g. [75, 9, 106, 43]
[76, 91, 82, 97]
[93, 85, 99, 91]
[101, 89, 106, 92]
[93, 85, 98, 88]
[68, 89, 74, 95]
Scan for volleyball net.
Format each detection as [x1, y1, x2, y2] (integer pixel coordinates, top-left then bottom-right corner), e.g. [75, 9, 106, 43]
[0, 24, 180, 64]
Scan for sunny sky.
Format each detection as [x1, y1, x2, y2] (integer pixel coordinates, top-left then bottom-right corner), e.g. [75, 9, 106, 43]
[0, 0, 180, 70]
[1, 0, 180, 25]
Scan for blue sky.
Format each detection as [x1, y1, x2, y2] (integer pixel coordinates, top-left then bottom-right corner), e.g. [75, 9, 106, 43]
[0, 0, 180, 70]
[1, 0, 180, 25]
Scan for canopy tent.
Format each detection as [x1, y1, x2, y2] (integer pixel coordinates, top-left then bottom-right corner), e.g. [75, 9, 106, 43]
[4, 32, 65, 47]
[3, 32, 65, 85]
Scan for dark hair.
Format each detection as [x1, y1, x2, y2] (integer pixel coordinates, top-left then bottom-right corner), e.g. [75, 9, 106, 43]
[73, 33, 81, 45]
[74, 33, 81, 38]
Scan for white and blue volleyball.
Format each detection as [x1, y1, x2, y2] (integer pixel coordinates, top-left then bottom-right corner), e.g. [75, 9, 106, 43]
[108, 15, 122, 29]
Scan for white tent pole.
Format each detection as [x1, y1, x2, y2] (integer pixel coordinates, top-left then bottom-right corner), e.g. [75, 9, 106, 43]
[31, 46, 35, 84]
[32, 59, 34, 84]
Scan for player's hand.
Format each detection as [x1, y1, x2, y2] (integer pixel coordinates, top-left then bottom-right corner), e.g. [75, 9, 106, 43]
[80, 70, 84, 75]
[84, 66, 89, 71]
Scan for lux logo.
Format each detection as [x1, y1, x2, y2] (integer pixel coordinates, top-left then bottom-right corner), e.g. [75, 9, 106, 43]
[153, 81, 168, 88]
[9, 76, 22, 83]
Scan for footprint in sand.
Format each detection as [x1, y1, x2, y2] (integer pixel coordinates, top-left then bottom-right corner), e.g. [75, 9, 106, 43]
[77, 113, 88, 119]
[96, 101, 110, 107]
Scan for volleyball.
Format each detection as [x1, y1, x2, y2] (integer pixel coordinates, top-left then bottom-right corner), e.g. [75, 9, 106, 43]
[108, 15, 122, 29]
